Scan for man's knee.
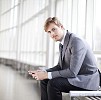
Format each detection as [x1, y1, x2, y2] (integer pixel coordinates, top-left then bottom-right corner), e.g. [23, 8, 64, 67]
[47, 79, 57, 90]
[40, 79, 49, 86]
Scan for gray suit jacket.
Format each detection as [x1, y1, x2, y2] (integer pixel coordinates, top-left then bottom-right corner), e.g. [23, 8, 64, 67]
[47, 30, 99, 90]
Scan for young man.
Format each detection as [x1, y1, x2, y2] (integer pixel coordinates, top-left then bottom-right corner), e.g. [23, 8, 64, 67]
[29, 17, 100, 100]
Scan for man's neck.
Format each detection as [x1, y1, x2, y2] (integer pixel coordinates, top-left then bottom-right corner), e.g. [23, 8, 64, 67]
[60, 30, 67, 45]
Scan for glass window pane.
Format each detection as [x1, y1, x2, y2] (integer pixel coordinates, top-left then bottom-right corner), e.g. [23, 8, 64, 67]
[93, 0, 101, 51]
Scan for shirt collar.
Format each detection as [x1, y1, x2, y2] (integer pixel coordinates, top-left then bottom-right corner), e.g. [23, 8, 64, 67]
[60, 30, 67, 45]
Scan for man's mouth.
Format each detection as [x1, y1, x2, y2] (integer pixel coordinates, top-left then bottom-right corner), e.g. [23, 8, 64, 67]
[53, 35, 58, 39]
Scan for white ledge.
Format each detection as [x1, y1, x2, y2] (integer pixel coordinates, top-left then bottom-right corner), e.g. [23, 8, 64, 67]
[70, 91, 101, 97]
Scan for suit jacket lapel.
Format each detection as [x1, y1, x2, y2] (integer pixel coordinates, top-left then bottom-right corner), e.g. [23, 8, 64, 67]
[62, 31, 72, 60]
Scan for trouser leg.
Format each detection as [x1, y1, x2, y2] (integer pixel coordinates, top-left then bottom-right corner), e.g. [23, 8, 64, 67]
[40, 78, 73, 100]
[40, 78, 88, 100]
[40, 79, 49, 100]
[47, 79, 62, 100]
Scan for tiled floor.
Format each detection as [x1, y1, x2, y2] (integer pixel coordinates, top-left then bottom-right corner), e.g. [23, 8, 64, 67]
[0, 64, 40, 100]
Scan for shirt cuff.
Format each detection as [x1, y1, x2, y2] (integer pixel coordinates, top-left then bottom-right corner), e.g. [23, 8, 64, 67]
[48, 72, 52, 79]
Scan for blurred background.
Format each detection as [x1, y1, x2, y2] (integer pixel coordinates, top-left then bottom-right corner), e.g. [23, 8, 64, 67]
[0, 0, 101, 100]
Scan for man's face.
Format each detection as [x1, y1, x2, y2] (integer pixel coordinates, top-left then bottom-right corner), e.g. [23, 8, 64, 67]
[46, 23, 64, 42]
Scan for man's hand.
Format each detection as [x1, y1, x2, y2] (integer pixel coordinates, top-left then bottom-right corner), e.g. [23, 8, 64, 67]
[28, 70, 48, 80]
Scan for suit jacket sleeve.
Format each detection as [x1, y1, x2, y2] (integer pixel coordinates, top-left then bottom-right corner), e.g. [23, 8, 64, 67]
[52, 37, 87, 78]
[46, 63, 61, 72]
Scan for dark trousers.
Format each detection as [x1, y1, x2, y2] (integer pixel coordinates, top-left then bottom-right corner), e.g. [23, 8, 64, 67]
[40, 77, 89, 100]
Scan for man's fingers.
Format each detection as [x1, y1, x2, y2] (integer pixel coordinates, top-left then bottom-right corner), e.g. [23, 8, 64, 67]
[28, 71, 36, 75]
[32, 76, 38, 80]
[35, 76, 37, 80]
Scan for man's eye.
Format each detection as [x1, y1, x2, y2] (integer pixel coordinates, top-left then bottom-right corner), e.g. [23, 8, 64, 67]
[52, 28, 56, 31]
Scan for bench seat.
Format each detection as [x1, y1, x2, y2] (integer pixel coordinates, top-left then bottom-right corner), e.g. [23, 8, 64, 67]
[69, 91, 101, 100]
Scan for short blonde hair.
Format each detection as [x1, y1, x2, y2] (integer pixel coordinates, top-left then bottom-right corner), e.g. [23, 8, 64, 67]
[44, 17, 64, 32]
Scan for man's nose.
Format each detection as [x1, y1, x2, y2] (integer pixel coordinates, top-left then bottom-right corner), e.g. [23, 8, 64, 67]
[51, 32, 56, 38]
[51, 31, 55, 36]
